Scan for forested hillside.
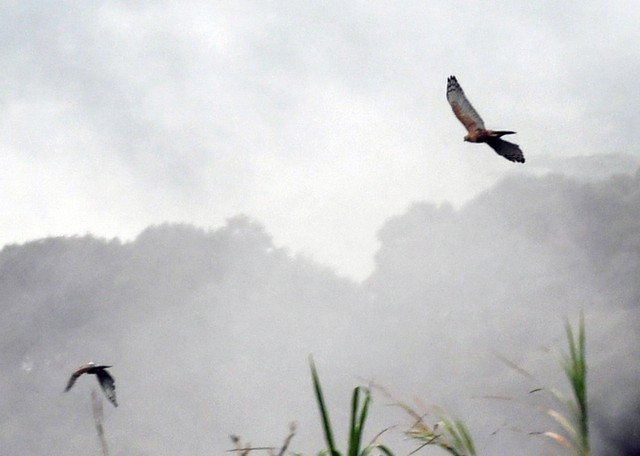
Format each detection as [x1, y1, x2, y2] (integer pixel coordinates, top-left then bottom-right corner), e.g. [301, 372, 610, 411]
[2, 171, 639, 455]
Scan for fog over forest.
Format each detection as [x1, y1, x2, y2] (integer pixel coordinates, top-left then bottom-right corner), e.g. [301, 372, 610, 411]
[2, 167, 639, 455]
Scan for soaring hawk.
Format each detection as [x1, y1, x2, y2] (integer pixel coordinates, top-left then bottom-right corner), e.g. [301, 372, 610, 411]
[64, 362, 118, 407]
[446, 75, 525, 163]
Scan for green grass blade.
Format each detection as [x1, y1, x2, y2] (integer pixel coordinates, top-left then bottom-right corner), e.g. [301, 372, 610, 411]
[563, 313, 589, 456]
[454, 419, 476, 456]
[348, 386, 361, 456]
[356, 388, 372, 456]
[348, 386, 373, 456]
[310, 356, 340, 456]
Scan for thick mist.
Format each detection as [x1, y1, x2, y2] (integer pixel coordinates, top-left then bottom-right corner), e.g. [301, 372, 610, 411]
[1, 170, 639, 455]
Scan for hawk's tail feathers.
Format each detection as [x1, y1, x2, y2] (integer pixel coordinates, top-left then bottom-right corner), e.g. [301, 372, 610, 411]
[486, 137, 525, 163]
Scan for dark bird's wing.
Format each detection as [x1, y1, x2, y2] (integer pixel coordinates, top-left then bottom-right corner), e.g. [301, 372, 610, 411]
[95, 369, 118, 407]
[64, 371, 83, 392]
[64, 363, 94, 392]
[486, 137, 525, 163]
[446, 76, 485, 133]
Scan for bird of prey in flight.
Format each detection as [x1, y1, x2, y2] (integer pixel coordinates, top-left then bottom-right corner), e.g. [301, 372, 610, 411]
[446, 75, 525, 163]
[64, 362, 118, 407]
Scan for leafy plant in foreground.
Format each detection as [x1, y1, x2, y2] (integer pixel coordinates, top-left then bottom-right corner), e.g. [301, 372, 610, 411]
[310, 356, 394, 456]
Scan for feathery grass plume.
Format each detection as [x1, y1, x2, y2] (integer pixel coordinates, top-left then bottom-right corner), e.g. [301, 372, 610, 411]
[405, 408, 476, 456]
[309, 356, 395, 456]
[91, 389, 110, 456]
[373, 384, 475, 456]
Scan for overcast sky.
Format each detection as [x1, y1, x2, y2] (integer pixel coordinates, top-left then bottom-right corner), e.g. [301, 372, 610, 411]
[2, 1, 639, 280]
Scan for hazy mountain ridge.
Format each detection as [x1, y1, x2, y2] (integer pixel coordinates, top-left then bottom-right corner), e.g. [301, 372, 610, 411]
[1, 170, 639, 455]
[365, 169, 640, 455]
[1, 215, 366, 454]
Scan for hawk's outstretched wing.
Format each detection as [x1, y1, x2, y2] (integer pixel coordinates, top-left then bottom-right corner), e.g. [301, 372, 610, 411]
[64, 371, 82, 392]
[446, 76, 485, 133]
[64, 363, 93, 392]
[486, 137, 525, 163]
[95, 369, 118, 407]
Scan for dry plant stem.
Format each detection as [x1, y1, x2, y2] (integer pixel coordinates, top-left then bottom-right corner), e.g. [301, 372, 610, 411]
[91, 389, 110, 456]
[276, 422, 297, 456]
[227, 426, 296, 456]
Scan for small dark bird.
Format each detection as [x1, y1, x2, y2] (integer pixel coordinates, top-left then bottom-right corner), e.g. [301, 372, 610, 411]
[64, 362, 118, 407]
[446, 75, 525, 163]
